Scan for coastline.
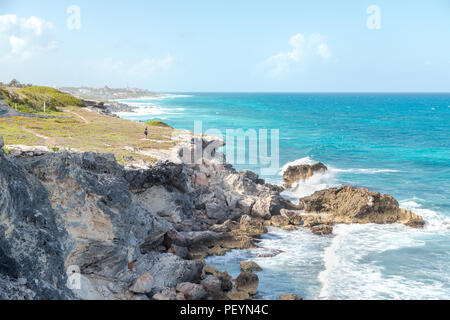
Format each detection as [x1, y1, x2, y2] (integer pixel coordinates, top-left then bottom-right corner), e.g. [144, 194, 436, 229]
[1, 93, 444, 300]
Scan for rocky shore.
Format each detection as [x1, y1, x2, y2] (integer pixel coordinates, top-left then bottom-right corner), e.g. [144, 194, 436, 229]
[0, 134, 424, 300]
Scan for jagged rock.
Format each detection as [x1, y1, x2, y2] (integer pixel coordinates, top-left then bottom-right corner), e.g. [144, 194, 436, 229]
[129, 273, 155, 294]
[252, 196, 281, 220]
[145, 253, 203, 291]
[152, 288, 185, 300]
[310, 225, 333, 236]
[203, 266, 233, 291]
[139, 232, 166, 254]
[168, 245, 190, 259]
[239, 215, 267, 237]
[235, 272, 259, 296]
[0, 132, 425, 300]
[209, 223, 230, 233]
[299, 186, 425, 228]
[283, 162, 328, 188]
[280, 209, 303, 225]
[201, 277, 222, 296]
[176, 282, 207, 300]
[227, 290, 250, 300]
[240, 261, 262, 273]
[279, 294, 303, 300]
[267, 215, 290, 228]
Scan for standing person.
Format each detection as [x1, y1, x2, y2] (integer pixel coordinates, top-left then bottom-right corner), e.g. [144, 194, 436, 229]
[144, 127, 148, 139]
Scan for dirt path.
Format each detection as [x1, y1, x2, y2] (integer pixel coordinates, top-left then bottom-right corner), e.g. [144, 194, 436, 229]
[66, 110, 89, 124]
[22, 127, 50, 140]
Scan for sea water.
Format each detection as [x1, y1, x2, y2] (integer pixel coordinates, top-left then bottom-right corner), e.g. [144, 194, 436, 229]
[118, 93, 450, 300]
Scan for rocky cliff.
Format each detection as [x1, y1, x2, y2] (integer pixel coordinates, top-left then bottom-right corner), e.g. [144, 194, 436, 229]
[0, 136, 424, 300]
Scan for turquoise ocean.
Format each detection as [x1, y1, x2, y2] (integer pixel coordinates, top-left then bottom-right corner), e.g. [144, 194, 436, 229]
[118, 93, 450, 300]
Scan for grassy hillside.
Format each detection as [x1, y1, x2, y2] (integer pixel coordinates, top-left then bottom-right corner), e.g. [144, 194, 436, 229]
[0, 86, 84, 114]
[0, 105, 175, 165]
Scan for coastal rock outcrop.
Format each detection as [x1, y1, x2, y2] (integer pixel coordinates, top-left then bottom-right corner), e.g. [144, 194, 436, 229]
[0, 135, 426, 300]
[0, 136, 287, 300]
[283, 162, 328, 188]
[240, 261, 262, 273]
[298, 186, 425, 228]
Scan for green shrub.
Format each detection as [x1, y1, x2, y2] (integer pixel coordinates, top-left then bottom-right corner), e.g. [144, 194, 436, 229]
[145, 120, 172, 128]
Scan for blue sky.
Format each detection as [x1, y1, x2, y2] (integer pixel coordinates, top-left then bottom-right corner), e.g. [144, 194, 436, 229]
[1, 0, 450, 92]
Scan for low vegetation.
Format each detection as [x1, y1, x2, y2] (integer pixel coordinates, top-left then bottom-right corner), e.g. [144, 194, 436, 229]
[0, 84, 84, 114]
[0, 106, 175, 165]
[145, 120, 172, 128]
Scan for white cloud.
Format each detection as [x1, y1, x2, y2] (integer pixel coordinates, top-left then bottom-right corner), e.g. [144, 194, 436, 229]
[265, 33, 332, 76]
[0, 14, 58, 61]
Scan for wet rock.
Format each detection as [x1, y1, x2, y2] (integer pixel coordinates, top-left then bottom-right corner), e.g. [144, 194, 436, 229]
[283, 163, 328, 188]
[239, 215, 267, 237]
[311, 225, 333, 236]
[267, 215, 290, 228]
[227, 290, 250, 300]
[203, 266, 233, 291]
[240, 261, 262, 273]
[280, 209, 303, 225]
[279, 294, 303, 300]
[176, 282, 207, 300]
[235, 272, 259, 296]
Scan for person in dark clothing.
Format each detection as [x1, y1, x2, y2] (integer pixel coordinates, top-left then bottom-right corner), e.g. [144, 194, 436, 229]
[144, 127, 148, 139]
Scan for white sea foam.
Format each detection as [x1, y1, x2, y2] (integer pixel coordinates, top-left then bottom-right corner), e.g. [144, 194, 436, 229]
[279, 157, 338, 202]
[331, 168, 402, 174]
[317, 223, 449, 300]
[278, 157, 317, 176]
[400, 199, 450, 231]
[281, 171, 338, 203]
[114, 101, 184, 117]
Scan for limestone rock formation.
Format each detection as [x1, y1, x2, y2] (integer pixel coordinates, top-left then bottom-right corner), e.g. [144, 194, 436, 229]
[240, 261, 262, 273]
[279, 294, 303, 300]
[298, 186, 425, 228]
[235, 272, 259, 296]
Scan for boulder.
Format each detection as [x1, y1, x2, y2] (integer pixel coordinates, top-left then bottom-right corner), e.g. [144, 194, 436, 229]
[152, 288, 186, 300]
[147, 253, 203, 291]
[129, 272, 155, 294]
[235, 272, 259, 296]
[239, 215, 267, 237]
[139, 231, 166, 254]
[279, 294, 303, 300]
[283, 162, 328, 188]
[203, 266, 233, 292]
[268, 215, 290, 228]
[0, 136, 4, 148]
[176, 282, 207, 300]
[240, 261, 262, 273]
[280, 209, 303, 225]
[227, 290, 250, 300]
[311, 225, 333, 236]
[252, 196, 281, 219]
[168, 245, 190, 260]
[299, 186, 424, 228]
[201, 277, 222, 296]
